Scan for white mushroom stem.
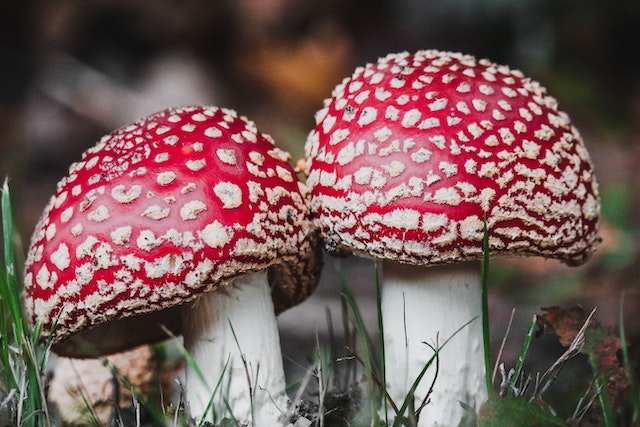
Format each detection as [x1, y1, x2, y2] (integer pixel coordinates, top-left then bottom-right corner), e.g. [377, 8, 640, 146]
[380, 260, 487, 427]
[180, 270, 288, 425]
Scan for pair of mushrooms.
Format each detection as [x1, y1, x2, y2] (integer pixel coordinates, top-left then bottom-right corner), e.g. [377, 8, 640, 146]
[24, 50, 600, 426]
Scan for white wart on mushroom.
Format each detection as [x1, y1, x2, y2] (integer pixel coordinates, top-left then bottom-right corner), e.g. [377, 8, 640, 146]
[305, 50, 600, 266]
[25, 106, 311, 344]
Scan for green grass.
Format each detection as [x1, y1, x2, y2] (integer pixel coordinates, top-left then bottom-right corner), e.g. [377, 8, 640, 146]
[0, 180, 52, 426]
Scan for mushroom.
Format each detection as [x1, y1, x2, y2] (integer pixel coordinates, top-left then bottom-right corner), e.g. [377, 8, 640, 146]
[24, 105, 322, 425]
[304, 50, 600, 426]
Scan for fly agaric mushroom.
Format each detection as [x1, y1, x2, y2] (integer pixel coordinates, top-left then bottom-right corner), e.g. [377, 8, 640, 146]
[304, 50, 600, 426]
[24, 105, 322, 425]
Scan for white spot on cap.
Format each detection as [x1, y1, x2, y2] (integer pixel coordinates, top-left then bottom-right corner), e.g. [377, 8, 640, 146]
[382, 160, 405, 177]
[330, 129, 350, 145]
[428, 98, 448, 111]
[191, 113, 207, 122]
[87, 205, 110, 222]
[534, 124, 555, 141]
[337, 141, 360, 166]
[375, 87, 392, 101]
[373, 127, 393, 142]
[370, 72, 384, 84]
[472, 99, 488, 112]
[354, 90, 371, 104]
[181, 183, 196, 194]
[164, 135, 179, 146]
[137, 230, 160, 251]
[492, 109, 506, 121]
[402, 109, 422, 128]
[268, 148, 291, 163]
[456, 82, 471, 93]
[499, 128, 516, 145]
[76, 235, 99, 259]
[181, 123, 196, 132]
[358, 107, 378, 127]
[155, 153, 169, 163]
[354, 167, 374, 185]
[112, 184, 142, 203]
[502, 87, 518, 98]
[479, 84, 495, 95]
[246, 181, 264, 203]
[36, 264, 54, 290]
[276, 165, 294, 182]
[200, 221, 233, 248]
[60, 207, 74, 223]
[348, 80, 363, 93]
[185, 259, 214, 288]
[71, 223, 83, 236]
[156, 125, 171, 135]
[438, 161, 458, 177]
[142, 205, 170, 220]
[498, 100, 512, 111]
[390, 76, 406, 89]
[422, 212, 449, 233]
[111, 226, 132, 245]
[425, 171, 441, 186]
[45, 223, 56, 241]
[322, 114, 337, 133]
[216, 149, 237, 165]
[460, 216, 484, 240]
[145, 254, 184, 279]
[249, 151, 265, 166]
[85, 156, 99, 170]
[50, 243, 70, 271]
[410, 148, 432, 163]
[180, 200, 207, 220]
[186, 159, 206, 171]
[381, 209, 421, 230]
[205, 127, 223, 138]
[54, 191, 68, 209]
[157, 171, 177, 185]
[418, 117, 440, 129]
[464, 159, 478, 174]
[385, 105, 400, 121]
[214, 182, 242, 209]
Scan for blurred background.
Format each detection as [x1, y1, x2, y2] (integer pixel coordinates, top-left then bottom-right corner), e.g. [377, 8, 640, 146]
[1, 0, 639, 419]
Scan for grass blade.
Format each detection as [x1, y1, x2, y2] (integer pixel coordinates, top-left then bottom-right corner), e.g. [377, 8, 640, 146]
[340, 280, 379, 420]
[374, 261, 388, 425]
[508, 315, 537, 397]
[1, 180, 25, 342]
[482, 216, 492, 396]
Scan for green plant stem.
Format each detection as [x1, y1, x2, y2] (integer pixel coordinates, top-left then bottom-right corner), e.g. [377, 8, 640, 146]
[341, 284, 378, 419]
[1, 180, 25, 342]
[482, 217, 492, 396]
[374, 262, 388, 425]
[508, 315, 536, 397]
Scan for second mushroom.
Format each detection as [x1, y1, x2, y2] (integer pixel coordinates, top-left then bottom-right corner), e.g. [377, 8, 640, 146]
[304, 50, 600, 426]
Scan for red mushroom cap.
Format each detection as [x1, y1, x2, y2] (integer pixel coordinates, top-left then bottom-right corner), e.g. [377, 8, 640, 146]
[305, 50, 600, 266]
[24, 105, 321, 357]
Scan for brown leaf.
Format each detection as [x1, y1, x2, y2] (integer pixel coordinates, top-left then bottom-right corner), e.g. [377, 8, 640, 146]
[536, 306, 597, 346]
